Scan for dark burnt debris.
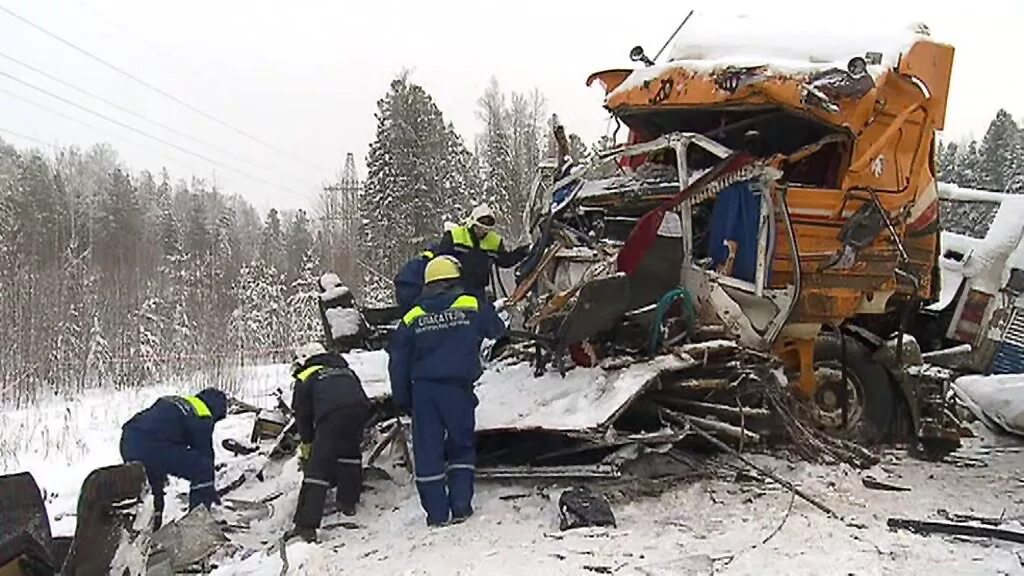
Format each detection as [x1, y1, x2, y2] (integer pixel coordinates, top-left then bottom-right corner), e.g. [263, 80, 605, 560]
[330, 132, 957, 502]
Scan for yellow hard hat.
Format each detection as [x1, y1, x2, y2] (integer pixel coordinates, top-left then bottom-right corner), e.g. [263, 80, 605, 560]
[424, 256, 461, 284]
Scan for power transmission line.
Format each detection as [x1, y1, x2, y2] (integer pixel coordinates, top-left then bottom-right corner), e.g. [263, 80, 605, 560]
[0, 86, 203, 173]
[71, 0, 249, 96]
[0, 126, 53, 148]
[0, 50, 308, 182]
[0, 71, 301, 194]
[0, 3, 328, 173]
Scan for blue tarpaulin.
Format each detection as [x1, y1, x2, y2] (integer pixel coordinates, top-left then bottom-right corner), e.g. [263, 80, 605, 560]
[708, 182, 762, 283]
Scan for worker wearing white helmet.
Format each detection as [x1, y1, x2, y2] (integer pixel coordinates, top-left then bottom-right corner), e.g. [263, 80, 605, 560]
[430, 203, 531, 298]
[286, 342, 370, 543]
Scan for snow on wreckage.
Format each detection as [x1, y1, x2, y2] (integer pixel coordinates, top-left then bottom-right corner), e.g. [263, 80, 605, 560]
[316, 13, 967, 479]
[3, 13, 1007, 573]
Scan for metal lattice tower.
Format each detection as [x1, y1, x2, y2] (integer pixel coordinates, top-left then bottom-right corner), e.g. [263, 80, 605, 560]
[321, 152, 362, 291]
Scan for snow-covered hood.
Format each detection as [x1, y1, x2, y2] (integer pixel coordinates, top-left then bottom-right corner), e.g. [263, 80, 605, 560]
[607, 12, 931, 102]
[668, 13, 926, 76]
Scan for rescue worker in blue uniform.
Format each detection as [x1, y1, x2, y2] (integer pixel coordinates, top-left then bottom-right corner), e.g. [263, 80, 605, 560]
[287, 343, 371, 543]
[388, 256, 506, 526]
[432, 204, 530, 299]
[120, 387, 228, 530]
[393, 248, 436, 315]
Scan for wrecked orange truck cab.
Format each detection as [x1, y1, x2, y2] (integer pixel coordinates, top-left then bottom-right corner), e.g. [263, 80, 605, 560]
[517, 20, 960, 454]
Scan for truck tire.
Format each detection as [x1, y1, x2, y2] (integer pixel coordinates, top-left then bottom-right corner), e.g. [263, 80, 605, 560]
[811, 333, 896, 444]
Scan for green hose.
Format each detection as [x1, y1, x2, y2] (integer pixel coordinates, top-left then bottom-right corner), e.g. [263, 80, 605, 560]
[649, 288, 695, 355]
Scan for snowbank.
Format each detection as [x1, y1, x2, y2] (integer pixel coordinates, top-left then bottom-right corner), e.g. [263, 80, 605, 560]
[5, 350, 1024, 574]
[246, 351, 391, 401]
[0, 382, 257, 536]
[953, 374, 1024, 436]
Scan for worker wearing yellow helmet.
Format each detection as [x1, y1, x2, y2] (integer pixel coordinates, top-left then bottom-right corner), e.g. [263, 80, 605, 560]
[388, 255, 505, 526]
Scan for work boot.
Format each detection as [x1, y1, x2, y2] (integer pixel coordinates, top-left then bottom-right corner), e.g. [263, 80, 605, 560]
[284, 526, 317, 543]
[450, 509, 474, 525]
[338, 502, 357, 517]
[426, 515, 450, 528]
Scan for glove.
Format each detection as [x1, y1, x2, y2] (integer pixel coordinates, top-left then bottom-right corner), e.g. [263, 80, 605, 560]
[298, 442, 312, 463]
[511, 244, 531, 260]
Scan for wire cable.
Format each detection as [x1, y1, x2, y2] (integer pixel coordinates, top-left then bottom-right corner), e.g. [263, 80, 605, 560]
[0, 3, 328, 172]
[0, 50, 308, 182]
[0, 71, 300, 193]
[0, 126, 53, 148]
[0, 85, 203, 173]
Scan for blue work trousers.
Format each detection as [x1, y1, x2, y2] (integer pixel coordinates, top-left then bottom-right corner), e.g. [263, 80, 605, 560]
[411, 380, 477, 525]
[119, 432, 216, 511]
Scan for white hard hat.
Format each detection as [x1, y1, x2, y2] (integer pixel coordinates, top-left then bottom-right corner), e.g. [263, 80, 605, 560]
[468, 204, 496, 228]
[292, 342, 327, 368]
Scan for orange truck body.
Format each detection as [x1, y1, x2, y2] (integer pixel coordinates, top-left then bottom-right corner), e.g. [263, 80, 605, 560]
[586, 34, 955, 390]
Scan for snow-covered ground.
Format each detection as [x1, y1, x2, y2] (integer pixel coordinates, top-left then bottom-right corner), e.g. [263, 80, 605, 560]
[3, 355, 1024, 575]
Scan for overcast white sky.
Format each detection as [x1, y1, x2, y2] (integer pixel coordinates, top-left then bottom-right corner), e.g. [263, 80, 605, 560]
[0, 1, 1021, 211]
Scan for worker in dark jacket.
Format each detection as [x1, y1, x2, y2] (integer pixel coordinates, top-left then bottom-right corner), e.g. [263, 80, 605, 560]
[287, 343, 371, 543]
[388, 256, 506, 526]
[120, 387, 228, 530]
[394, 248, 437, 315]
[433, 204, 530, 299]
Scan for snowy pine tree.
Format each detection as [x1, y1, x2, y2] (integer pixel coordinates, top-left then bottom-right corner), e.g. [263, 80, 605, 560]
[959, 141, 984, 188]
[362, 72, 476, 281]
[936, 141, 959, 182]
[285, 209, 314, 281]
[232, 257, 287, 359]
[1008, 131, 1024, 194]
[261, 208, 287, 274]
[285, 247, 324, 348]
[477, 78, 516, 231]
[477, 79, 555, 237]
[979, 109, 1021, 192]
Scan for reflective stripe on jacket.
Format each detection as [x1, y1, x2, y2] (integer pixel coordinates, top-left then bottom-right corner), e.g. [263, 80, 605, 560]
[387, 291, 506, 411]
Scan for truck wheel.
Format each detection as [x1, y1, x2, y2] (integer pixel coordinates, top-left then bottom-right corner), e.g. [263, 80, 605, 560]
[807, 334, 896, 444]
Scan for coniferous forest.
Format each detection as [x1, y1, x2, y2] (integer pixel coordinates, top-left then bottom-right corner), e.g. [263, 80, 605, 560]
[2, 67, 1020, 406]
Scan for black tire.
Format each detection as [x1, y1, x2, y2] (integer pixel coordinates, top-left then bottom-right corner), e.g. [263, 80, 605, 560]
[812, 334, 896, 444]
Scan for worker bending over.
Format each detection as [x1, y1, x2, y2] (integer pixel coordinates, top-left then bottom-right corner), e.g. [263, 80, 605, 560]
[287, 343, 371, 542]
[120, 387, 228, 530]
[388, 256, 506, 526]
